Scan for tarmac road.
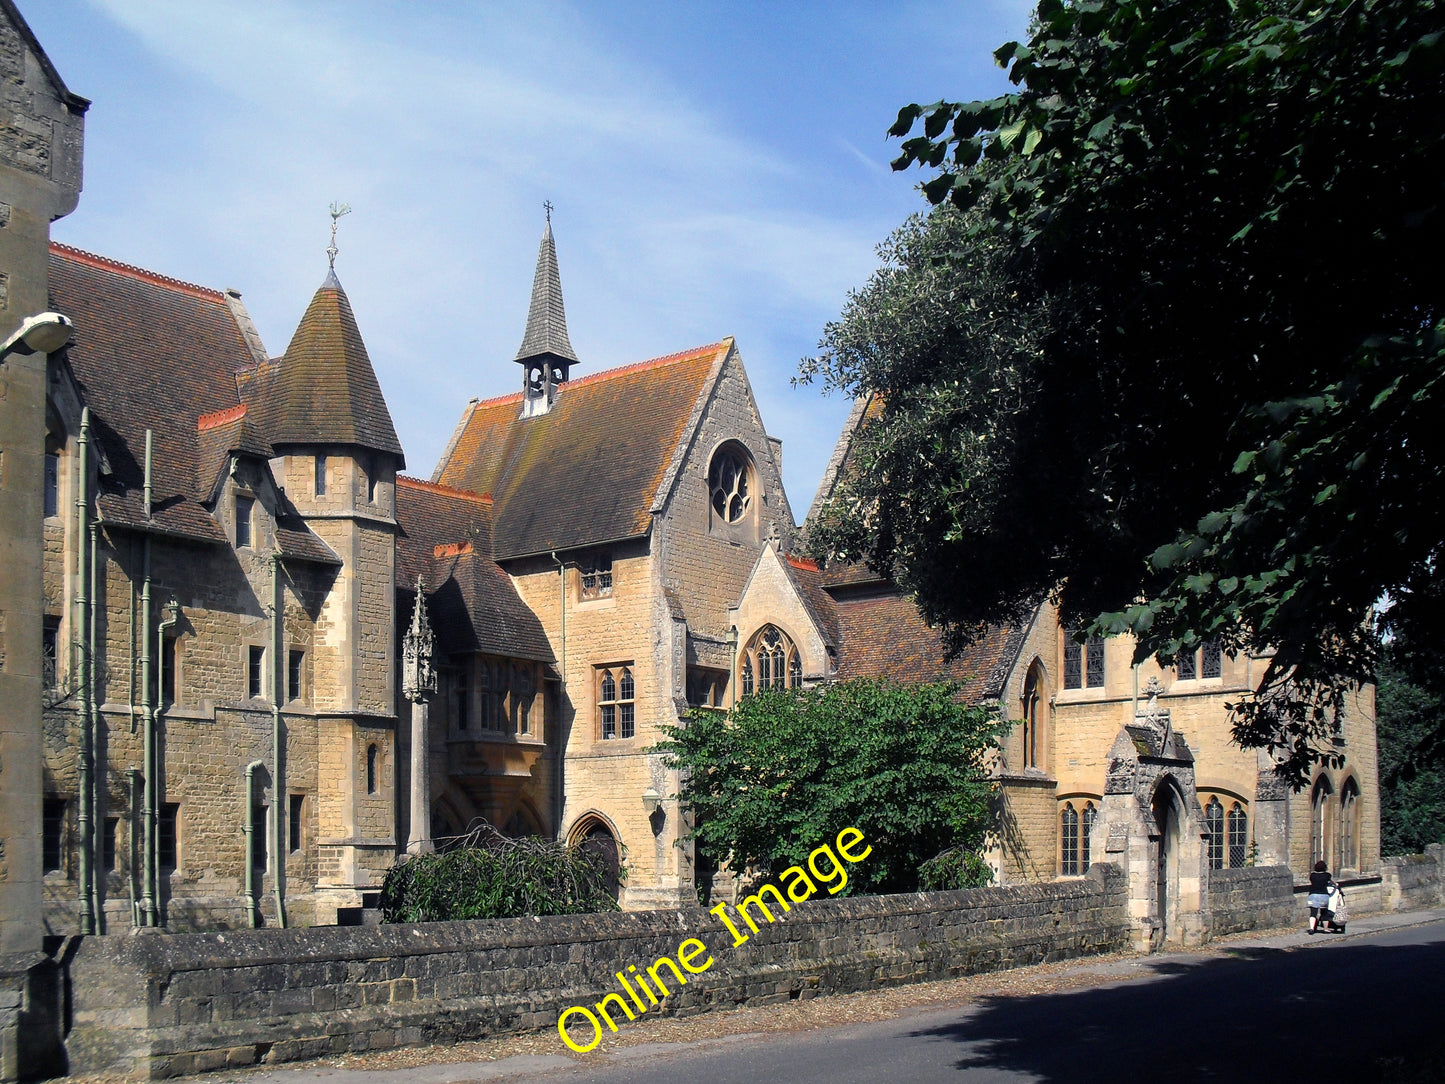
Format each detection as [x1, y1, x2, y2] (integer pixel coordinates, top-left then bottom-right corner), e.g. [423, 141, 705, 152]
[182, 910, 1445, 1084]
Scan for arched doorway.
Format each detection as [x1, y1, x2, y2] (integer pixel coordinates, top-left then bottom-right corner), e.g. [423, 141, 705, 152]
[1152, 779, 1183, 945]
[571, 816, 622, 901]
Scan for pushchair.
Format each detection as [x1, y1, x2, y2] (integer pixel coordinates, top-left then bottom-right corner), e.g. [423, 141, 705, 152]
[1322, 883, 1348, 933]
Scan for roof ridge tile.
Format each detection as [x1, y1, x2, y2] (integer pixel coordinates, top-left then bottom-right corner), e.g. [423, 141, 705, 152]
[197, 403, 248, 431]
[397, 475, 492, 504]
[49, 241, 226, 303]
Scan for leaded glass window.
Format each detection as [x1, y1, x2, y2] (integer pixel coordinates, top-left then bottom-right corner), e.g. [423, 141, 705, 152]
[1228, 802, 1248, 868]
[742, 657, 754, 698]
[1177, 647, 1197, 680]
[1082, 803, 1096, 873]
[1201, 639, 1222, 679]
[1205, 796, 1225, 869]
[598, 666, 635, 740]
[1061, 803, 1080, 876]
[1085, 637, 1105, 688]
[1063, 636, 1082, 689]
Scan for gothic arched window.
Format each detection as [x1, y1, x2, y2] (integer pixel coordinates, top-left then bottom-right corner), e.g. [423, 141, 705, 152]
[708, 446, 753, 524]
[1228, 802, 1248, 868]
[1060, 803, 1080, 876]
[598, 666, 636, 740]
[1205, 796, 1225, 869]
[1311, 776, 1334, 866]
[1340, 779, 1360, 871]
[1081, 802, 1096, 873]
[741, 625, 800, 695]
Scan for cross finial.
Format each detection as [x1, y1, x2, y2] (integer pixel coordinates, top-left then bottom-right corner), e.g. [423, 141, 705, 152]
[543, 199, 553, 224]
[327, 201, 352, 269]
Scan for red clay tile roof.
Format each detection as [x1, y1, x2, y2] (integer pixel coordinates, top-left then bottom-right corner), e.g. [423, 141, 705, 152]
[831, 586, 1025, 703]
[779, 551, 840, 647]
[432, 341, 729, 559]
[244, 270, 404, 462]
[49, 244, 342, 566]
[395, 477, 553, 663]
[50, 243, 251, 543]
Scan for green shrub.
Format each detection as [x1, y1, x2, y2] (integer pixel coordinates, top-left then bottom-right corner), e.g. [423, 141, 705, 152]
[380, 826, 620, 923]
[918, 845, 994, 891]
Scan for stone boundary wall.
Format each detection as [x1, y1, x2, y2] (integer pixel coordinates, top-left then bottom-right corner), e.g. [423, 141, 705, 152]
[1208, 866, 1294, 937]
[1382, 843, 1444, 913]
[65, 865, 1128, 1079]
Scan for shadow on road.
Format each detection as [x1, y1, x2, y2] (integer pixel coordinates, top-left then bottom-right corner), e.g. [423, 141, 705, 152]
[910, 935, 1445, 1082]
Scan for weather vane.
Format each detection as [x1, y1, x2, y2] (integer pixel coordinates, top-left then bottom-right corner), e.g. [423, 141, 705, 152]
[544, 199, 553, 224]
[327, 201, 352, 269]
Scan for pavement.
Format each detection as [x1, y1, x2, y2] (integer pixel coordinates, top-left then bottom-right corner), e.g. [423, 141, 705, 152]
[89, 905, 1445, 1084]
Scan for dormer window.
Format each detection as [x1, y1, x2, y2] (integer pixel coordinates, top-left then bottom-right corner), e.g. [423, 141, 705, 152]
[235, 495, 254, 548]
[580, 553, 613, 600]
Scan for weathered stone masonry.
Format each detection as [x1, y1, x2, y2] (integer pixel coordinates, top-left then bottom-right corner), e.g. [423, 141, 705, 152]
[65, 865, 1129, 1079]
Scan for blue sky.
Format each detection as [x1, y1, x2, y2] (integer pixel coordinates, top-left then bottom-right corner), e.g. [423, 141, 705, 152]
[25, 0, 1032, 512]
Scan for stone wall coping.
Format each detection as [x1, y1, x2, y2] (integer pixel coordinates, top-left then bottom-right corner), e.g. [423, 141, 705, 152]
[71, 868, 1124, 977]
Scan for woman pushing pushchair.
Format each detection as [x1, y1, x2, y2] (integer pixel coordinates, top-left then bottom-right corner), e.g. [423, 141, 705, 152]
[1307, 859, 1348, 934]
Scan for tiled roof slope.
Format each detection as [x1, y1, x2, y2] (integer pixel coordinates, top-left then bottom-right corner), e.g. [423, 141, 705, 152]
[49, 244, 250, 542]
[246, 269, 404, 462]
[49, 245, 342, 566]
[832, 589, 1026, 703]
[514, 221, 577, 366]
[395, 477, 554, 663]
[433, 341, 729, 559]
[781, 555, 840, 647]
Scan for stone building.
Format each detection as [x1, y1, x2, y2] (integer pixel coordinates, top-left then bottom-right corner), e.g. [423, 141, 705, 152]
[797, 394, 1381, 949]
[0, 0, 1380, 968]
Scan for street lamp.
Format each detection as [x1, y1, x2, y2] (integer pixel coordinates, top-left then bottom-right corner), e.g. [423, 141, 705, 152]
[0, 311, 73, 362]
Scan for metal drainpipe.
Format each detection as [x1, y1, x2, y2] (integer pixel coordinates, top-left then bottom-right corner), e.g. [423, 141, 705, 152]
[89, 521, 104, 932]
[551, 552, 566, 840]
[242, 760, 264, 928]
[140, 430, 156, 926]
[76, 407, 95, 935]
[125, 768, 141, 927]
[270, 549, 287, 928]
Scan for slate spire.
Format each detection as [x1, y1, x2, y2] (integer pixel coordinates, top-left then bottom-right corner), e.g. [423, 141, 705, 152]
[515, 207, 578, 416]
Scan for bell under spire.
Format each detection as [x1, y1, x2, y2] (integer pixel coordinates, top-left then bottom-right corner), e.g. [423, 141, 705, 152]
[515, 204, 577, 417]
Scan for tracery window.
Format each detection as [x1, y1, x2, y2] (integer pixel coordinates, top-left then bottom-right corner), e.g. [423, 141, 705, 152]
[1081, 803, 1095, 873]
[598, 665, 636, 740]
[1178, 647, 1197, 681]
[580, 553, 613, 599]
[1085, 637, 1105, 687]
[1228, 802, 1249, 868]
[741, 625, 800, 695]
[1205, 796, 1225, 869]
[708, 447, 752, 524]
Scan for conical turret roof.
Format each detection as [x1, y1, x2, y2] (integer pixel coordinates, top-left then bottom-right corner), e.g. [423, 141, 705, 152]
[265, 270, 405, 462]
[514, 220, 578, 366]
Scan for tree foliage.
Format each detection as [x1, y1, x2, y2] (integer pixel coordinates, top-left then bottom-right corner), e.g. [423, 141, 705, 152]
[379, 825, 619, 923]
[655, 679, 1001, 895]
[805, 0, 1445, 785]
[1376, 646, 1445, 855]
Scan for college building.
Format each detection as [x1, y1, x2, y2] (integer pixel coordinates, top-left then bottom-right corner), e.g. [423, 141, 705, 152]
[0, 0, 1378, 967]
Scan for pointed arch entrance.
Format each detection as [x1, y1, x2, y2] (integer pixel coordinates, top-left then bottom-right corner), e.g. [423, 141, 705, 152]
[1152, 778, 1185, 942]
[569, 814, 622, 902]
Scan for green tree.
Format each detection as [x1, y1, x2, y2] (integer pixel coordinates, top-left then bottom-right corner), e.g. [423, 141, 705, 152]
[806, 0, 1445, 784]
[655, 679, 1001, 895]
[1376, 647, 1445, 855]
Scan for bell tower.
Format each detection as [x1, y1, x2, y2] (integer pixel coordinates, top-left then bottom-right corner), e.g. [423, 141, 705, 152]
[515, 202, 578, 417]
